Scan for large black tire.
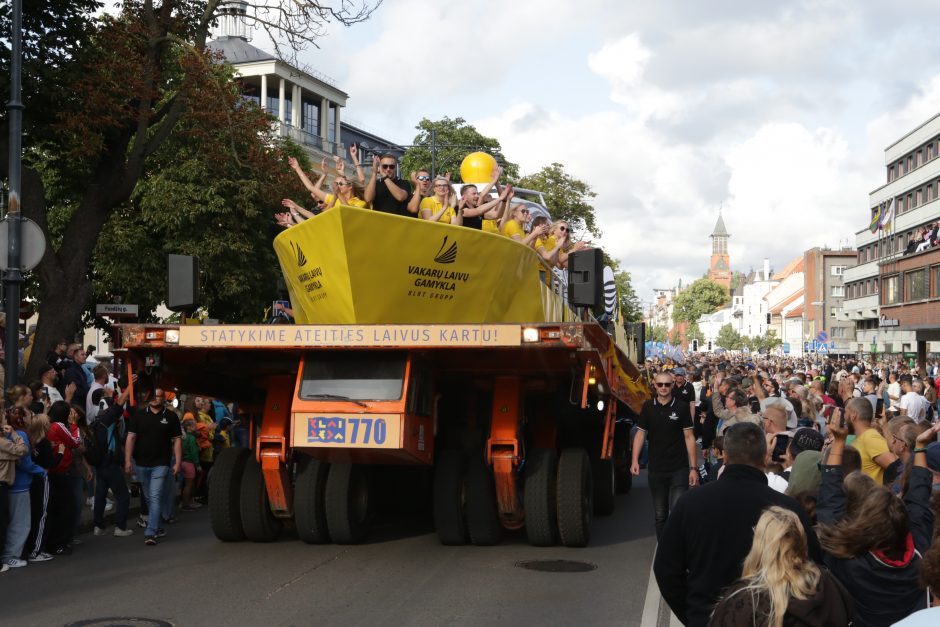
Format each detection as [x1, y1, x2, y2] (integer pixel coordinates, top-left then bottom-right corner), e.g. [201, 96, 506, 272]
[556, 448, 592, 548]
[294, 457, 331, 544]
[209, 447, 251, 542]
[465, 455, 502, 546]
[593, 458, 616, 516]
[239, 457, 283, 542]
[325, 463, 372, 544]
[524, 449, 558, 546]
[433, 450, 467, 545]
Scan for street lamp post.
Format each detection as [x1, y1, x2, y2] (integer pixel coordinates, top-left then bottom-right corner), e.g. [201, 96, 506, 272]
[4, 0, 24, 388]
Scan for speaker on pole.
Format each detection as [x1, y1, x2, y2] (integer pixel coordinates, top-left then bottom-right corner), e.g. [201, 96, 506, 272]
[167, 254, 200, 312]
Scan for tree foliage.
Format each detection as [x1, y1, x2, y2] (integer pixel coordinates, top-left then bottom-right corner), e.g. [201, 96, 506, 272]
[745, 330, 783, 354]
[517, 163, 599, 239]
[0, 1, 380, 378]
[614, 271, 642, 323]
[648, 325, 668, 343]
[686, 322, 705, 343]
[671, 278, 729, 324]
[400, 117, 519, 183]
[716, 324, 745, 351]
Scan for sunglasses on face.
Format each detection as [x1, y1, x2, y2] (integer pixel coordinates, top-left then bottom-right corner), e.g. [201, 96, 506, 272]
[557, 226, 568, 232]
[655, 382, 673, 388]
[380, 164, 396, 170]
[519, 209, 529, 214]
[417, 175, 431, 181]
[334, 181, 351, 187]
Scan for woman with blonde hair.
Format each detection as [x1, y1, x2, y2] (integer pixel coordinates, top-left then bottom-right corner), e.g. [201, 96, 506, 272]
[419, 176, 459, 224]
[710, 506, 854, 626]
[22, 414, 59, 562]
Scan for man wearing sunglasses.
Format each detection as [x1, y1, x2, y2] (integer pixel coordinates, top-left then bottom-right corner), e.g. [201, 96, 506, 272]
[365, 152, 413, 217]
[632, 371, 698, 540]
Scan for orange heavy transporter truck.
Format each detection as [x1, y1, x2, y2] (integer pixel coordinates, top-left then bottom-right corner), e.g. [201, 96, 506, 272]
[115, 205, 649, 548]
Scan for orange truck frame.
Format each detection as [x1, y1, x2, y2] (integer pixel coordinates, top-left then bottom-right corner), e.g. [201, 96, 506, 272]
[115, 320, 646, 547]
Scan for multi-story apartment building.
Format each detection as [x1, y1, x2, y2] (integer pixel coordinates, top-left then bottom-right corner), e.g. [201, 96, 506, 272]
[842, 112, 940, 367]
[804, 247, 857, 355]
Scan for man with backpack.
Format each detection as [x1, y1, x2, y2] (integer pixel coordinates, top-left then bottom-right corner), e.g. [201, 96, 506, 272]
[90, 385, 134, 537]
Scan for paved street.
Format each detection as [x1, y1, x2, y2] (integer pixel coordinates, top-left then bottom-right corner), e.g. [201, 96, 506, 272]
[4, 476, 665, 627]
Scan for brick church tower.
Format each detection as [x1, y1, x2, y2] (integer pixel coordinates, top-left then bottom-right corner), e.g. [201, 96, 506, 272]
[708, 210, 731, 288]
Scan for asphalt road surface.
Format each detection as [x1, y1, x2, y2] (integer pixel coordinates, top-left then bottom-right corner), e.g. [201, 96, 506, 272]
[4, 475, 678, 627]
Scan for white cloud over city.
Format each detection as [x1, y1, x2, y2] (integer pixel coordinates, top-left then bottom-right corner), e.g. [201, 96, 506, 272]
[110, 1, 940, 305]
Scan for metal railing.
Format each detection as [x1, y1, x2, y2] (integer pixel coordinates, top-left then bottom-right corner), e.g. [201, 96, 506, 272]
[273, 121, 344, 157]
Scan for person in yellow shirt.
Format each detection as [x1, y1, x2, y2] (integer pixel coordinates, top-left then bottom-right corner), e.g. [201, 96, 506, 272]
[843, 398, 897, 485]
[286, 156, 367, 217]
[535, 219, 568, 267]
[501, 203, 543, 246]
[420, 177, 459, 224]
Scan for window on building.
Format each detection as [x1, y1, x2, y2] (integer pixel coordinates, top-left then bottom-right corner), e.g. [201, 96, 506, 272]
[916, 189, 922, 206]
[831, 327, 846, 338]
[907, 268, 928, 301]
[832, 265, 846, 276]
[932, 265, 940, 298]
[917, 150, 923, 167]
[830, 307, 839, 318]
[930, 144, 935, 160]
[883, 275, 900, 304]
[888, 165, 894, 181]
[831, 285, 845, 297]
[908, 155, 914, 171]
[874, 278, 879, 294]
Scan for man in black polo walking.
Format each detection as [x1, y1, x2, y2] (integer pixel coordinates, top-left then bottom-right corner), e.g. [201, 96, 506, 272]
[124, 389, 182, 546]
[631, 371, 698, 539]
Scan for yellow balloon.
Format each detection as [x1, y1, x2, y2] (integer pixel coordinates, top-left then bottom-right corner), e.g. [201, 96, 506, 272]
[459, 151, 498, 183]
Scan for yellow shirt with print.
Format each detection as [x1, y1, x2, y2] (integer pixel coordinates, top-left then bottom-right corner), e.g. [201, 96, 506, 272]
[853, 427, 890, 484]
[502, 219, 525, 240]
[324, 194, 368, 209]
[419, 197, 456, 223]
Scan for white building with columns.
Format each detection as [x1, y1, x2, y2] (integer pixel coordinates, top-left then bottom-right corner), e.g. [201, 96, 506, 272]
[207, 2, 395, 168]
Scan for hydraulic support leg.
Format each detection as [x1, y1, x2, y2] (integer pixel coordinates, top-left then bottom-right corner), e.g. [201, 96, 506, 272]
[487, 376, 525, 529]
[257, 374, 295, 519]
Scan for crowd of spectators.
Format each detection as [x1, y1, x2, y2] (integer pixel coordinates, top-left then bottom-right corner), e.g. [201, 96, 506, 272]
[0, 339, 246, 571]
[641, 354, 940, 626]
[904, 222, 939, 255]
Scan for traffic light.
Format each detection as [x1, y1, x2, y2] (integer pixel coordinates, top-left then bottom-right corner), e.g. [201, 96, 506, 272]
[766, 313, 771, 324]
[707, 341, 713, 351]
[692, 339, 699, 351]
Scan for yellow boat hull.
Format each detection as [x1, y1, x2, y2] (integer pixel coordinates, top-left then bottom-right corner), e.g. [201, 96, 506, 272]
[273, 206, 547, 324]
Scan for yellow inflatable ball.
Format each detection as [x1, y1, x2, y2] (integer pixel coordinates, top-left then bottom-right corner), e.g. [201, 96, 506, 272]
[459, 151, 498, 183]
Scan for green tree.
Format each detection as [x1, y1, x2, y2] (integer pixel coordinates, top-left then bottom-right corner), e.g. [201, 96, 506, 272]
[671, 278, 729, 325]
[400, 117, 519, 183]
[0, 1, 379, 377]
[745, 330, 783, 354]
[614, 271, 643, 323]
[89, 63, 309, 327]
[648, 325, 668, 343]
[686, 322, 705, 343]
[517, 163, 600, 239]
[716, 324, 744, 350]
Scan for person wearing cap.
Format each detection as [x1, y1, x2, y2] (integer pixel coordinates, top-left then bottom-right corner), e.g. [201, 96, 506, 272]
[39, 365, 65, 405]
[925, 441, 940, 492]
[782, 427, 825, 481]
[671, 368, 695, 432]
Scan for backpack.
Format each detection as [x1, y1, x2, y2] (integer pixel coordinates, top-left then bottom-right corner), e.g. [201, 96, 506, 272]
[83, 427, 104, 467]
[84, 416, 120, 467]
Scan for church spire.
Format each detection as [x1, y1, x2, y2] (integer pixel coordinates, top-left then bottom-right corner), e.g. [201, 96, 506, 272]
[707, 207, 731, 289]
[710, 207, 729, 238]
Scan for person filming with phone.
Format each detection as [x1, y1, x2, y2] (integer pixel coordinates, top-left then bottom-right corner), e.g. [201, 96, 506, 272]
[838, 398, 898, 485]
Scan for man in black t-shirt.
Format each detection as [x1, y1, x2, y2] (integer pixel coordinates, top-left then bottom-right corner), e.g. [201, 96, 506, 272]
[632, 371, 698, 539]
[672, 367, 695, 426]
[125, 388, 182, 545]
[364, 153, 413, 217]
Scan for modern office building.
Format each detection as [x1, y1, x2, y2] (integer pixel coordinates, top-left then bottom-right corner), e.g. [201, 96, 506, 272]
[841, 111, 940, 367]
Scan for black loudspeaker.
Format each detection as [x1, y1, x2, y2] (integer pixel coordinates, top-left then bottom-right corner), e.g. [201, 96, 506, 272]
[167, 254, 200, 312]
[627, 322, 646, 363]
[567, 248, 604, 308]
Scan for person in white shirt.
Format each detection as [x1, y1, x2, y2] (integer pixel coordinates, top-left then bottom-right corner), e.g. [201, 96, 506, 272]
[38, 364, 64, 404]
[886, 372, 902, 415]
[899, 376, 930, 423]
